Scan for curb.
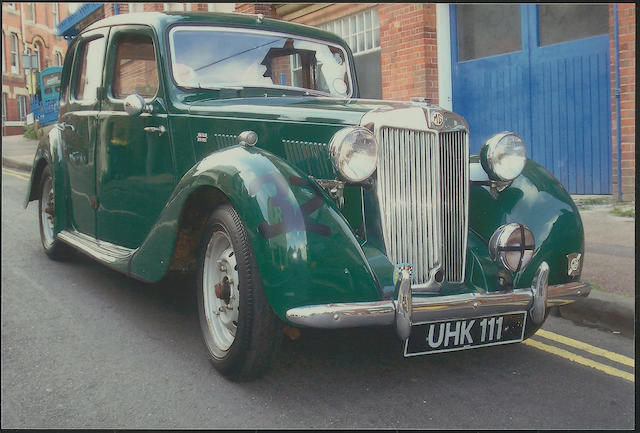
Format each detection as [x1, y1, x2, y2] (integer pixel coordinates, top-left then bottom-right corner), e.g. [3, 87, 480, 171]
[552, 289, 635, 338]
[2, 157, 32, 172]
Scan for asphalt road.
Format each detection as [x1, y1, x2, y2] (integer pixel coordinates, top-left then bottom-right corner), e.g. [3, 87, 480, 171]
[1, 168, 635, 429]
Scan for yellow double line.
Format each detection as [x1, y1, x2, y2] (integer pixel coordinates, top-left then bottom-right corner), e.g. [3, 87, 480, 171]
[3, 167, 30, 181]
[524, 329, 634, 382]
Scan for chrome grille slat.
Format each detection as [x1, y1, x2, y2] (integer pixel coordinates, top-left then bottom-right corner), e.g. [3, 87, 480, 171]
[376, 127, 468, 286]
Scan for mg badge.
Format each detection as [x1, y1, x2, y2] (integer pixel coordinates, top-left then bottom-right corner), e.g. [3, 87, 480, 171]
[567, 253, 582, 276]
[432, 111, 444, 126]
[393, 263, 413, 285]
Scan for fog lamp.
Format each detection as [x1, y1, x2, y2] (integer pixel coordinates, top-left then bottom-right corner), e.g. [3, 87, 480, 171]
[489, 223, 535, 272]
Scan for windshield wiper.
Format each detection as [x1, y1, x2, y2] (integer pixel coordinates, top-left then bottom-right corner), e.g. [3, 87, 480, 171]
[194, 38, 282, 72]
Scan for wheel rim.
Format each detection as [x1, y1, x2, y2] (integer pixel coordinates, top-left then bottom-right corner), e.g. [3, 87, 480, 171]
[202, 228, 240, 358]
[40, 177, 55, 249]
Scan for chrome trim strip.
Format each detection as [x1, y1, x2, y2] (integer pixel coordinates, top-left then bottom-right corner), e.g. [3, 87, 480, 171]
[57, 230, 135, 264]
[285, 281, 591, 329]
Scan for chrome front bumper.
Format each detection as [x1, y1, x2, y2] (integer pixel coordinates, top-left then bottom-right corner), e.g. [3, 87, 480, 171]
[285, 262, 590, 340]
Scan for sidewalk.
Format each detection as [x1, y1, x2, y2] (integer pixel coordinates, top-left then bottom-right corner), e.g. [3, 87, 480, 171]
[1, 134, 38, 171]
[2, 133, 635, 336]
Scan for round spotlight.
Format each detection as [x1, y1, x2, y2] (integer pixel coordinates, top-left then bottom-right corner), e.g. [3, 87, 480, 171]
[489, 223, 535, 272]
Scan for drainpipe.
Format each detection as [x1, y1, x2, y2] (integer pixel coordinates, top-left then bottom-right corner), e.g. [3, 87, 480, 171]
[613, 4, 623, 202]
[19, 2, 30, 99]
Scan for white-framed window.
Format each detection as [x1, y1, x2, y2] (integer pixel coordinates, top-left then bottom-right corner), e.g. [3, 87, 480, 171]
[17, 95, 28, 121]
[2, 32, 5, 74]
[34, 42, 42, 71]
[319, 8, 381, 98]
[2, 93, 7, 124]
[52, 3, 59, 26]
[55, 51, 63, 66]
[26, 3, 35, 22]
[10, 33, 19, 74]
[319, 8, 380, 55]
[185, 4, 192, 12]
[129, 2, 145, 13]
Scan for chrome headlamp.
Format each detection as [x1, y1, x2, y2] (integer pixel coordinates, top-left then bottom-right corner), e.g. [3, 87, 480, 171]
[489, 223, 535, 272]
[329, 126, 378, 183]
[480, 132, 526, 181]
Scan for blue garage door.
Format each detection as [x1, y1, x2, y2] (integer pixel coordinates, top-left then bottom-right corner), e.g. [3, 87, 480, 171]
[451, 4, 611, 194]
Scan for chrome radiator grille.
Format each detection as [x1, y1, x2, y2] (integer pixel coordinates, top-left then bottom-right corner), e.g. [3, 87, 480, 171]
[376, 127, 468, 286]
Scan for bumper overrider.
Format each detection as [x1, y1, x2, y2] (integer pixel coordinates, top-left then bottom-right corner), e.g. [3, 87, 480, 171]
[285, 262, 590, 340]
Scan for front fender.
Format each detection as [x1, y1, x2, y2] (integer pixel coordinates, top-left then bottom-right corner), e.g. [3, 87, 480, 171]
[130, 145, 382, 320]
[469, 157, 584, 289]
[25, 126, 68, 235]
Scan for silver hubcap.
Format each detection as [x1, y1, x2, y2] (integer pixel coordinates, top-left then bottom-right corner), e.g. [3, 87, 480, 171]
[203, 229, 240, 358]
[40, 178, 55, 249]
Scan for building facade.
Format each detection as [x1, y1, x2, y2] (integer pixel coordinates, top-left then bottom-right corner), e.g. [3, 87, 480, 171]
[3, 3, 634, 200]
[237, 3, 635, 200]
[2, 2, 72, 135]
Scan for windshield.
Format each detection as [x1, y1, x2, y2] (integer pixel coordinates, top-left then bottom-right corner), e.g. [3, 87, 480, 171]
[169, 26, 353, 97]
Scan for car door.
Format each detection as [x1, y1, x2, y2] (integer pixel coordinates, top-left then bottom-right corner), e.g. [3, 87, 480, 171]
[59, 28, 108, 237]
[96, 25, 175, 249]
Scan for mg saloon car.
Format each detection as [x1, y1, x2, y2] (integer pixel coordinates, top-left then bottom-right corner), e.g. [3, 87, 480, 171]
[26, 12, 590, 380]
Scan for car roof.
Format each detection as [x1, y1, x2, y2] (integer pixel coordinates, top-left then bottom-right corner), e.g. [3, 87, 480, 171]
[82, 11, 348, 47]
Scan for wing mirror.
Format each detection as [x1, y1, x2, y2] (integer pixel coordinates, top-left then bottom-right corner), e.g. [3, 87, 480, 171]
[124, 94, 153, 116]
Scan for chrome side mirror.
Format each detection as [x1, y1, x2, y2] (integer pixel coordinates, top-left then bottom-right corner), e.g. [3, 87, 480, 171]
[123, 94, 152, 116]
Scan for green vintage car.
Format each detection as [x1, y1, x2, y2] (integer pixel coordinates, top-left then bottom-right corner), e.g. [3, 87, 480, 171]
[26, 11, 590, 380]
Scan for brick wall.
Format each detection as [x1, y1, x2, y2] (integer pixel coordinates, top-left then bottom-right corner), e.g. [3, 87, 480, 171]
[144, 3, 165, 12]
[378, 3, 438, 103]
[235, 3, 277, 17]
[609, 4, 635, 201]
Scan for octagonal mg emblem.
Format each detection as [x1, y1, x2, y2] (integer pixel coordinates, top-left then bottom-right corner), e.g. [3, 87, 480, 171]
[567, 253, 582, 277]
[431, 111, 444, 126]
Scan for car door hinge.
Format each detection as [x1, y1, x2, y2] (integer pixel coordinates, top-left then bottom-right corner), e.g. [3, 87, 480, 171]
[91, 196, 99, 209]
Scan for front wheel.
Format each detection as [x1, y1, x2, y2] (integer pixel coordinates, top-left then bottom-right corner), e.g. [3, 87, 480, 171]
[197, 204, 281, 381]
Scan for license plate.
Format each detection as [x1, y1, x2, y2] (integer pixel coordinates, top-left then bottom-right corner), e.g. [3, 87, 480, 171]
[404, 312, 527, 356]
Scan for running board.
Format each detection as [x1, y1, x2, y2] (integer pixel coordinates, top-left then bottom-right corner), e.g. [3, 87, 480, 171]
[57, 230, 135, 265]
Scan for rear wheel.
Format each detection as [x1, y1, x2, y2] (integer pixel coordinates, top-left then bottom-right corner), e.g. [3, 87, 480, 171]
[38, 166, 74, 260]
[197, 204, 281, 381]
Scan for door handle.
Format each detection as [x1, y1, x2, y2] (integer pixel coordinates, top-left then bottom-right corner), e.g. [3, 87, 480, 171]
[56, 122, 75, 132]
[143, 125, 166, 136]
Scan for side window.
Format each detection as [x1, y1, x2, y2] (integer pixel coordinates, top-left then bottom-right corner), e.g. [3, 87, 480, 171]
[73, 36, 106, 102]
[112, 34, 158, 99]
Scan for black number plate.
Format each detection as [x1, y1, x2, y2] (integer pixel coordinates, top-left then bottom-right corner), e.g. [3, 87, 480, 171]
[404, 312, 527, 356]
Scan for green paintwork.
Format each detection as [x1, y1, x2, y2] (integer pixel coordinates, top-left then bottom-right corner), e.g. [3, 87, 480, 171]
[25, 12, 586, 325]
[129, 145, 382, 319]
[468, 156, 584, 289]
[97, 25, 175, 248]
